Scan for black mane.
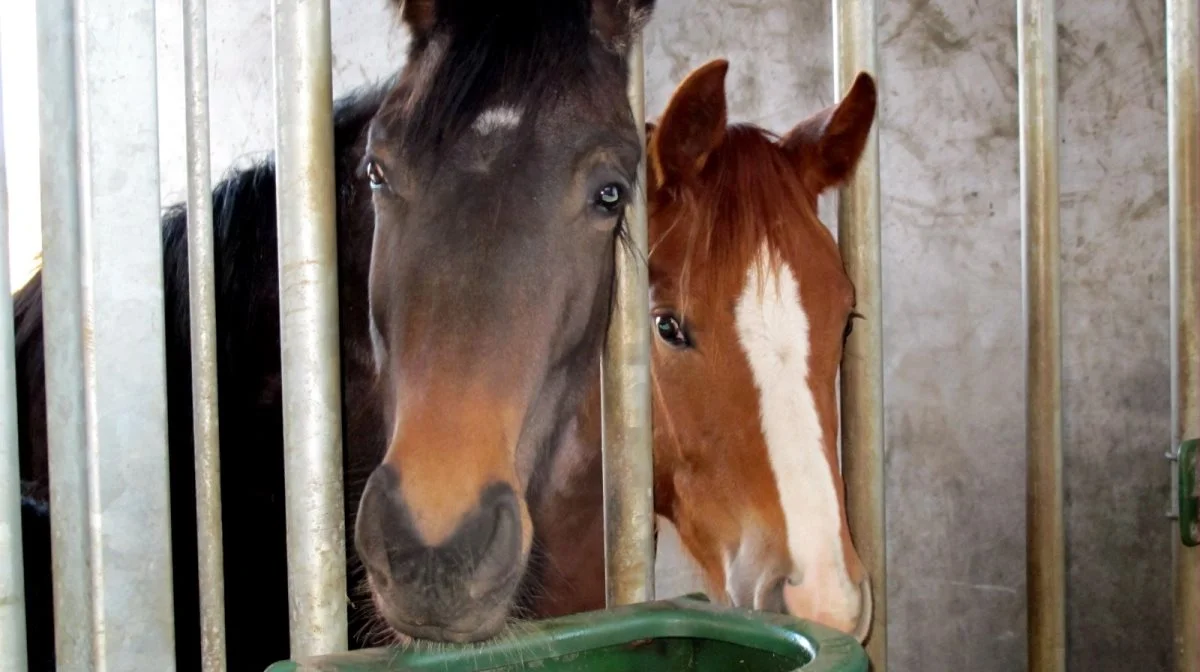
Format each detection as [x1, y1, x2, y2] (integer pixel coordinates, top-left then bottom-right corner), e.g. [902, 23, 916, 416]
[160, 79, 394, 342]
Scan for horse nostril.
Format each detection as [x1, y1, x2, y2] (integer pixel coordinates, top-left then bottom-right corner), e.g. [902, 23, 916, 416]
[471, 485, 522, 587]
[354, 465, 416, 577]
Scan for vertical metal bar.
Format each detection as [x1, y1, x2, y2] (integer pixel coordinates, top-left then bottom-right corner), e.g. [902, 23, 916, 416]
[601, 36, 655, 607]
[0, 42, 30, 672]
[270, 0, 348, 657]
[1017, 0, 1066, 670]
[35, 0, 94, 668]
[832, 0, 885, 666]
[183, 0, 227, 667]
[74, 0, 178, 667]
[1168, 0, 1200, 669]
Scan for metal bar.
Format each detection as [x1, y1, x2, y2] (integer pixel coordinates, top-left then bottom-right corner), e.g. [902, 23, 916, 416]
[183, 0, 227, 667]
[270, 0, 349, 657]
[1168, 0, 1200, 669]
[832, 0, 885, 667]
[601, 36, 655, 608]
[1017, 0, 1066, 670]
[0, 41, 30, 672]
[35, 0, 94, 667]
[74, 0, 178, 667]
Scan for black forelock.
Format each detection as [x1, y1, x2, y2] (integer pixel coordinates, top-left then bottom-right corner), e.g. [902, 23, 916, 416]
[395, 0, 622, 164]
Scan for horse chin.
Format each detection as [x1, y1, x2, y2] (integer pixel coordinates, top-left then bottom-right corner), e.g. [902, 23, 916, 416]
[384, 615, 508, 645]
[366, 574, 514, 646]
[371, 598, 511, 645]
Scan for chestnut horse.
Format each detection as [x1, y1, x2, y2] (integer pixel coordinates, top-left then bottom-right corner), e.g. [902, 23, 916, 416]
[510, 59, 879, 642]
[643, 59, 876, 639]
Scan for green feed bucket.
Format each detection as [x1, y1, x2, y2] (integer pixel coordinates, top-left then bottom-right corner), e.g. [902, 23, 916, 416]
[264, 595, 868, 671]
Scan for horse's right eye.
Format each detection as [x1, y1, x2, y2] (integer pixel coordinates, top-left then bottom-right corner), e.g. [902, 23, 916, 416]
[654, 314, 690, 349]
[365, 160, 386, 189]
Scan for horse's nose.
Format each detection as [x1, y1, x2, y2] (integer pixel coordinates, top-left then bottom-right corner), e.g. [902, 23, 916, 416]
[354, 464, 522, 611]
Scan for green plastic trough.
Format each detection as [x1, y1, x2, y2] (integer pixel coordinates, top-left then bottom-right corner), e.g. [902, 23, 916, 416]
[264, 595, 868, 672]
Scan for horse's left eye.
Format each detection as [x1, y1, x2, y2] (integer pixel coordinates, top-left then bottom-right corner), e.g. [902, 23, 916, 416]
[593, 183, 625, 215]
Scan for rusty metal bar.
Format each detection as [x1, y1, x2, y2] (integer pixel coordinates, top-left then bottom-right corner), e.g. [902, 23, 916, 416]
[832, 0, 885, 667]
[601, 35, 655, 607]
[0, 39, 30, 672]
[1168, 0, 1200, 669]
[271, 0, 349, 657]
[183, 0, 228, 666]
[1017, 0, 1066, 670]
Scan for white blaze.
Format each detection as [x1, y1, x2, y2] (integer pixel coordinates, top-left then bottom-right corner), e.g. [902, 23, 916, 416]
[733, 242, 858, 625]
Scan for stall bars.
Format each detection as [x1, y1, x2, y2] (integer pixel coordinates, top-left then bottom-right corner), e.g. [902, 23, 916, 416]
[1166, 1, 1200, 671]
[835, 2, 1200, 672]
[1, 0, 1198, 671]
[0, 33, 27, 672]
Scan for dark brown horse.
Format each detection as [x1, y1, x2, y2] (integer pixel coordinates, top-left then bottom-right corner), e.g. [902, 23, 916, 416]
[18, 1, 656, 669]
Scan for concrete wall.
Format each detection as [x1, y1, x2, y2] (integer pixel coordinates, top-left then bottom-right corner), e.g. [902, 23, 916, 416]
[5, 0, 1174, 669]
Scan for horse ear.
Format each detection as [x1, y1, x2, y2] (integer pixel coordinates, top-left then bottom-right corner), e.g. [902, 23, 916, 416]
[650, 59, 729, 185]
[394, 0, 436, 42]
[591, 0, 656, 53]
[780, 71, 877, 192]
